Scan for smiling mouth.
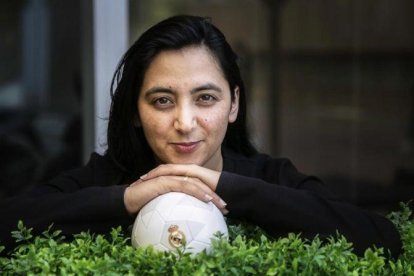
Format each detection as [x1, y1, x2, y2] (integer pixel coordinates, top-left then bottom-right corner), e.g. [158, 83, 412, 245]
[170, 141, 201, 154]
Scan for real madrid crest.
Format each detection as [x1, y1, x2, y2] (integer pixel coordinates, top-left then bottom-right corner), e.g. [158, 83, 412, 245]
[168, 225, 186, 248]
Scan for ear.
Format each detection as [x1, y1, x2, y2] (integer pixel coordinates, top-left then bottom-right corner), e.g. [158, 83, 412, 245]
[228, 86, 239, 123]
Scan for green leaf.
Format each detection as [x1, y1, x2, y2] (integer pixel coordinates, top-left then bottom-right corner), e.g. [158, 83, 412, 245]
[0, 204, 413, 274]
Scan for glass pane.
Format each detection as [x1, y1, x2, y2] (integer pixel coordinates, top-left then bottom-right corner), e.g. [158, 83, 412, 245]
[0, 0, 82, 198]
[129, 0, 414, 213]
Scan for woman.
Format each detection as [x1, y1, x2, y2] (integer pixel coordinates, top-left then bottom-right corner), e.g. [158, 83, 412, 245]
[0, 15, 401, 258]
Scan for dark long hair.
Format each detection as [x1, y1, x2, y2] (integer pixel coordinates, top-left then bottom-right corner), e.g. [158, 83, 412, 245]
[108, 15, 256, 175]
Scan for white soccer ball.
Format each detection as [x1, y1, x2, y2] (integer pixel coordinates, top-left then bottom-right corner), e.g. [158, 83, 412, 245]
[131, 192, 228, 255]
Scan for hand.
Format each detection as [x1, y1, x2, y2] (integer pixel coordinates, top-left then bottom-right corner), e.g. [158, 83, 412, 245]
[143, 164, 221, 191]
[124, 164, 228, 215]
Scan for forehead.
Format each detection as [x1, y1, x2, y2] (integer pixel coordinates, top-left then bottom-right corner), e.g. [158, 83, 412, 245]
[143, 46, 224, 80]
[154, 45, 219, 65]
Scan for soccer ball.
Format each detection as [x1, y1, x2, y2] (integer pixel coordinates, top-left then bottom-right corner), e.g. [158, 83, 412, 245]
[131, 192, 228, 254]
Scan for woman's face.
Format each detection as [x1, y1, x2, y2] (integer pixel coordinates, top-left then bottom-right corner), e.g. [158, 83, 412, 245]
[137, 46, 239, 171]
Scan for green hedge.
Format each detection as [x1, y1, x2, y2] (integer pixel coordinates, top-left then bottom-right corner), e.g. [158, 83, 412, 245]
[1, 203, 413, 275]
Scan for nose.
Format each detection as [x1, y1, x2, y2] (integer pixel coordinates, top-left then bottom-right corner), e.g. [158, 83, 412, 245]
[174, 103, 197, 133]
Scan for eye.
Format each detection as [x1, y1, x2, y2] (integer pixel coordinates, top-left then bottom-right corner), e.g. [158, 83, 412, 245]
[197, 94, 217, 105]
[152, 97, 173, 108]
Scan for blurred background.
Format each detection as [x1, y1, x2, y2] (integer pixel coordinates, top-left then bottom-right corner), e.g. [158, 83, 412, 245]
[0, 0, 413, 214]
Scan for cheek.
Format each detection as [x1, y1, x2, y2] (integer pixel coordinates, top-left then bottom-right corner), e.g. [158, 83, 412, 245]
[200, 111, 229, 133]
[143, 118, 167, 135]
[139, 110, 169, 138]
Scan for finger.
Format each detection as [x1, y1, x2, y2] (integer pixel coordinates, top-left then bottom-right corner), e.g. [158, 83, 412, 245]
[129, 178, 143, 187]
[142, 164, 193, 180]
[142, 164, 220, 191]
[169, 176, 227, 211]
[222, 208, 229, 215]
[166, 175, 212, 202]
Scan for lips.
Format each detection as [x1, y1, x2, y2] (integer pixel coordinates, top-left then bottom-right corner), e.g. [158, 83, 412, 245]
[171, 141, 201, 154]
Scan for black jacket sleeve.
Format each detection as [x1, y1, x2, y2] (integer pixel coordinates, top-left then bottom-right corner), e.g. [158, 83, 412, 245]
[216, 157, 402, 258]
[0, 153, 134, 251]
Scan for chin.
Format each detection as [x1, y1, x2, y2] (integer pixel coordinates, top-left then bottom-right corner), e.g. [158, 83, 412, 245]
[168, 156, 205, 166]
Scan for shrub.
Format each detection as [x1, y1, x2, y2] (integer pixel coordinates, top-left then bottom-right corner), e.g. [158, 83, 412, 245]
[0, 203, 413, 275]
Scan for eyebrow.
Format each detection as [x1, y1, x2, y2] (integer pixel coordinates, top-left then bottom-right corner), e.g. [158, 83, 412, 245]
[191, 83, 222, 93]
[143, 83, 222, 96]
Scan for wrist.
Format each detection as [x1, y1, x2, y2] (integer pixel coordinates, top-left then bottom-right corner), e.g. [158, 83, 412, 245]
[123, 186, 137, 215]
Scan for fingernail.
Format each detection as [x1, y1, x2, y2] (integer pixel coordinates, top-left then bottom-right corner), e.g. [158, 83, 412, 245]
[205, 194, 213, 201]
[219, 199, 227, 207]
[140, 174, 147, 180]
[222, 209, 229, 215]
